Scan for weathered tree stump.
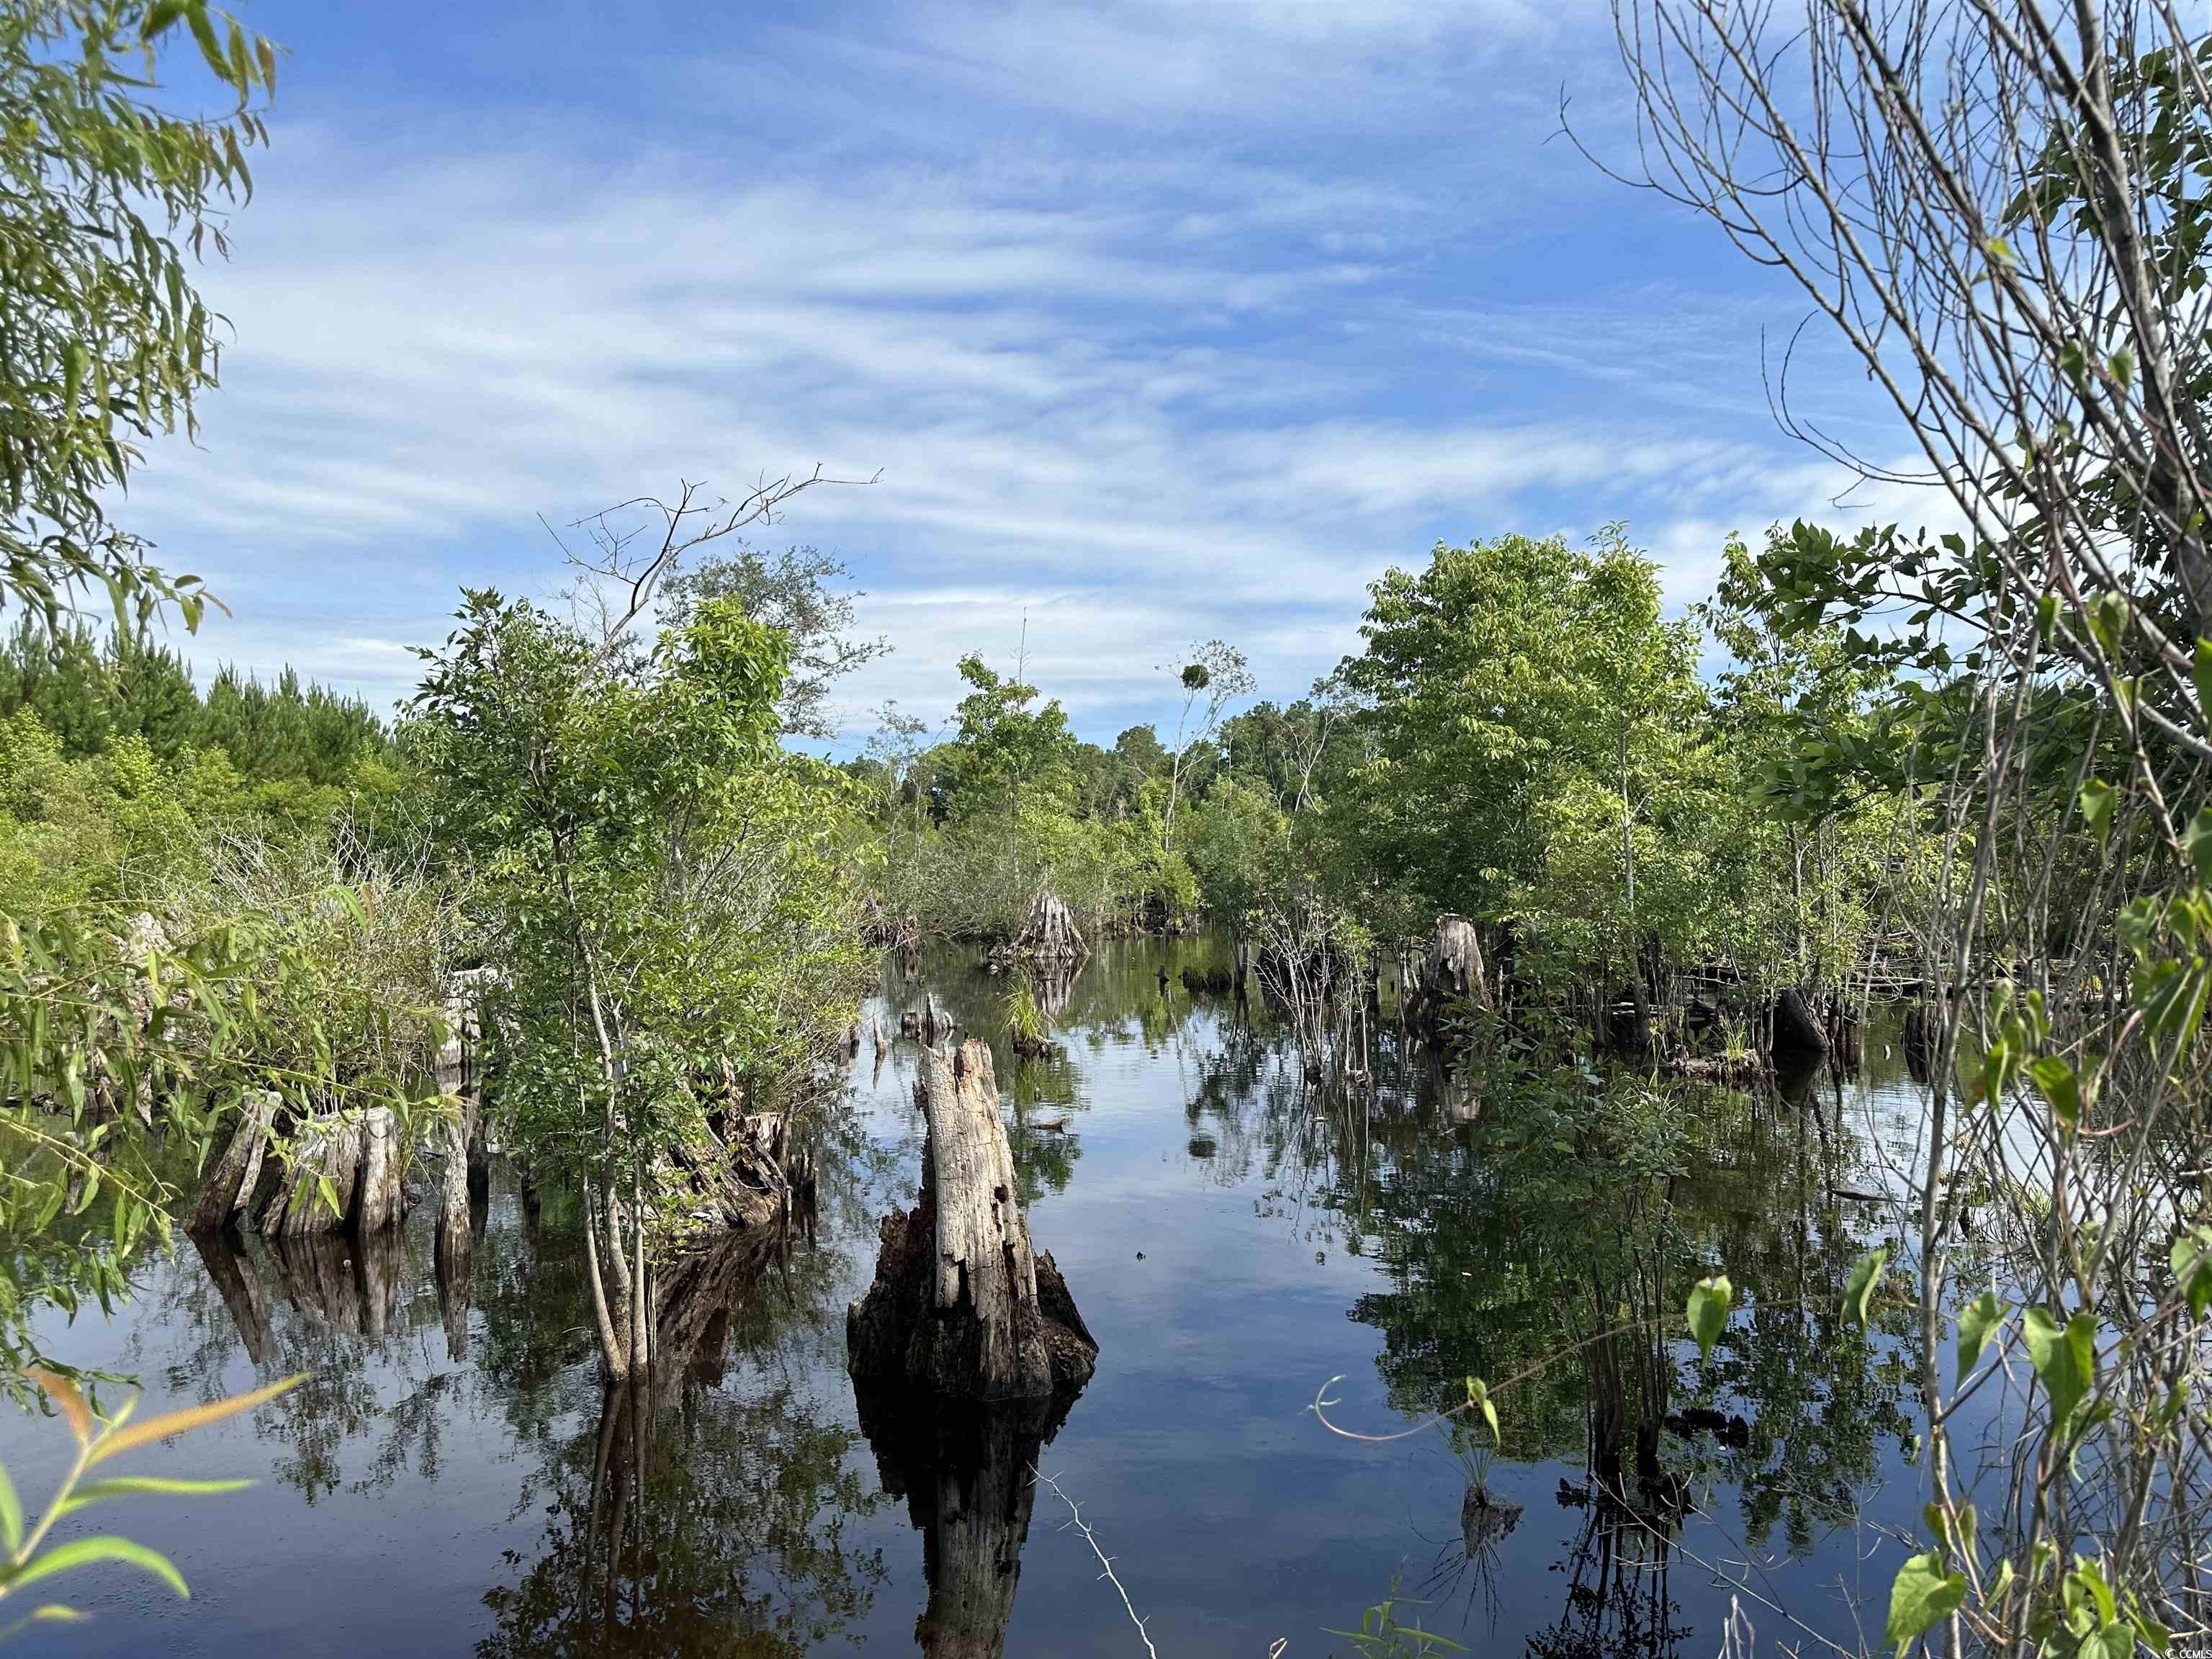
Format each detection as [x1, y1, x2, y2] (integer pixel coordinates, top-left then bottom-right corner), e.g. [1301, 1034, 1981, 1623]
[848, 1040, 1096, 1401]
[355, 1107, 403, 1233]
[1413, 914, 1491, 1035]
[913, 994, 958, 1046]
[262, 1112, 366, 1237]
[1009, 891, 1087, 967]
[1771, 986, 1830, 1056]
[1902, 1002, 1937, 1084]
[189, 1095, 413, 1241]
[186, 1089, 277, 1233]
[433, 1095, 477, 1356]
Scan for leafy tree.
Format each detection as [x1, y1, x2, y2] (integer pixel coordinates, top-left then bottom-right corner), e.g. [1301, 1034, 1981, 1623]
[658, 541, 886, 741]
[1220, 691, 1346, 814]
[0, 0, 276, 634]
[937, 650, 1079, 821]
[1334, 527, 1718, 991]
[412, 589, 864, 1382]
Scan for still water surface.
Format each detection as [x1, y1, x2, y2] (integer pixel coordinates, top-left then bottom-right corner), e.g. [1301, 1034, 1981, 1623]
[6, 937, 1935, 1655]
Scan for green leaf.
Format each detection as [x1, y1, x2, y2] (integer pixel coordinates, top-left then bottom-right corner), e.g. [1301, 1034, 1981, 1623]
[56, 1475, 253, 1519]
[87, 1373, 305, 1466]
[1956, 1291, 2009, 1379]
[2172, 1227, 2212, 1322]
[0, 1534, 188, 1601]
[1687, 1274, 1732, 1364]
[0, 1456, 19, 1554]
[2021, 1308, 2098, 1439]
[1464, 1377, 1499, 1447]
[2135, 956, 2209, 1040]
[2193, 639, 2212, 734]
[1885, 1550, 1966, 1653]
[2027, 1054, 2082, 1133]
[142, 0, 190, 38]
[2185, 809, 2212, 884]
[2078, 777, 2116, 842]
[1833, 1246, 1884, 1331]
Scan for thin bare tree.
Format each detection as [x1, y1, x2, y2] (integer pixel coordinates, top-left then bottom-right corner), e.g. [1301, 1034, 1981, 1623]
[1588, 2, 2212, 1649]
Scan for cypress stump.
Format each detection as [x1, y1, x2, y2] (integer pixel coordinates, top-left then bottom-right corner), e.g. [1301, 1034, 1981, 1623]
[848, 1039, 1096, 1400]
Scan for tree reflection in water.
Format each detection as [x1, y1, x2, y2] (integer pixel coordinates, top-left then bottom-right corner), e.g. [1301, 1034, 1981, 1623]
[472, 1206, 891, 1656]
[1175, 997, 1919, 1654]
[122, 1165, 891, 1652]
[4, 940, 1933, 1655]
[853, 1384, 1082, 1659]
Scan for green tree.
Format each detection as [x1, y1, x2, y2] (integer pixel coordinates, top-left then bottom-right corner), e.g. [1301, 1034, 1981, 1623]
[658, 541, 886, 742]
[938, 651, 1079, 820]
[0, 0, 276, 634]
[412, 589, 864, 1382]
[1334, 527, 1719, 995]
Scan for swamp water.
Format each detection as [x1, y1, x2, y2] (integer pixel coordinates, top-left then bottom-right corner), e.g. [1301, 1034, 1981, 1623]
[6, 935, 1938, 1655]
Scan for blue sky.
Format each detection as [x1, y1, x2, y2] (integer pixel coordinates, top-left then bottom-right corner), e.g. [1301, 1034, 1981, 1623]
[127, 0, 1947, 747]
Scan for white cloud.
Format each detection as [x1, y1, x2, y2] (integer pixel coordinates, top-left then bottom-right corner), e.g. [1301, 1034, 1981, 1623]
[113, 1, 1931, 743]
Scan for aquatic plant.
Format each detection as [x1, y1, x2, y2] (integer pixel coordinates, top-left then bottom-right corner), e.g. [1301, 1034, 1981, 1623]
[1322, 1575, 1465, 1658]
[0, 1365, 302, 1641]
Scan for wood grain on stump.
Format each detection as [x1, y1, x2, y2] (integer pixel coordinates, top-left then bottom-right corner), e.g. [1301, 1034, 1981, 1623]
[848, 1038, 1096, 1401]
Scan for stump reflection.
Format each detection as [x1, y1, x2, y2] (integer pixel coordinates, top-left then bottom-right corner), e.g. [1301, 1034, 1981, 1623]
[853, 1381, 1084, 1659]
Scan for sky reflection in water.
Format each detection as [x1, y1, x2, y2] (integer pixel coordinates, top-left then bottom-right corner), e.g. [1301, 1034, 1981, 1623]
[4, 935, 1935, 1656]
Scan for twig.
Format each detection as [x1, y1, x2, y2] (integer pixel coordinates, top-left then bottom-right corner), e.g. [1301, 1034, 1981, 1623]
[1033, 1465, 1160, 1659]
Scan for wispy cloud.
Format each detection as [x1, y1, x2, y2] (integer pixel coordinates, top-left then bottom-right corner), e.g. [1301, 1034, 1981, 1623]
[121, 0, 1928, 741]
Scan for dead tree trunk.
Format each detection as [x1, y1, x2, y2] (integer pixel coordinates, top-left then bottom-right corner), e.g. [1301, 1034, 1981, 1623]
[355, 1107, 403, 1233]
[1009, 891, 1087, 966]
[261, 1113, 365, 1237]
[434, 1095, 477, 1353]
[186, 1090, 276, 1233]
[848, 1040, 1096, 1401]
[1407, 914, 1491, 1041]
[189, 1095, 411, 1240]
[916, 994, 958, 1046]
[1771, 986, 1830, 1058]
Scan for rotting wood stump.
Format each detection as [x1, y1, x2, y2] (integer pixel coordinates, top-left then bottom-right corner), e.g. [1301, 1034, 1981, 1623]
[1770, 986, 1830, 1056]
[848, 1038, 1096, 1401]
[1412, 914, 1491, 1035]
[188, 1097, 405, 1240]
[908, 993, 957, 1046]
[1007, 890, 1087, 967]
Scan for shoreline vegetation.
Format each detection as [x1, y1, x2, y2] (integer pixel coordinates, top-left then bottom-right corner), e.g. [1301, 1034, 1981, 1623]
[3, 0, 2212, 1653]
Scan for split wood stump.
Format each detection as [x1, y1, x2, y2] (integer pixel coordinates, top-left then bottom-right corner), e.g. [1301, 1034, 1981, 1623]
[848, 1039, 1095, 1401]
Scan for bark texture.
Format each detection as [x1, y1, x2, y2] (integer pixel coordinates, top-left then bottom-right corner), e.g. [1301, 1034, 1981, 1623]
[1770, 986, 1830, 1056]
[1008, 890, 1087, 966]
[189, 1098, 410, 1240]
[185, 1089, 277, 1233]
[1420, 914, 1492, 1020]
[434, 1094, 477, 1339]
[848, 1040, 1096, 1401]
